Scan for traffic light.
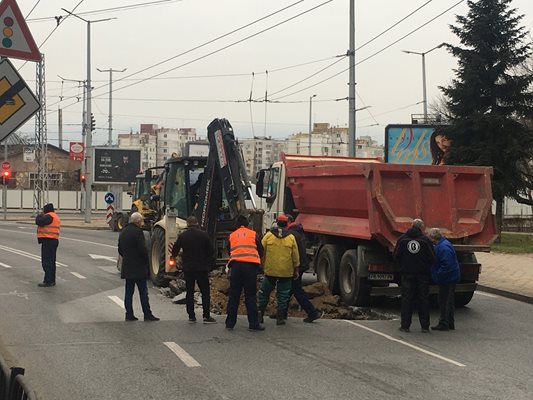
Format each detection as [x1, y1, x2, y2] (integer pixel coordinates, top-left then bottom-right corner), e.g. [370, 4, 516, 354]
[75, 169, 86, 183]
[2, 169, 11, 184]
[90, 113, 96, 132]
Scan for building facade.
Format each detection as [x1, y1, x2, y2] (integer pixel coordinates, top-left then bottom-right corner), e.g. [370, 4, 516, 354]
[117, 132, 157, 171]
[240, 136, 286, 179]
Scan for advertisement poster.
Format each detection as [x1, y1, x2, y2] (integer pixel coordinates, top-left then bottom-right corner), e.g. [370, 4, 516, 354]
[385, 124, 451, 165]
[93, 148, 141, 184]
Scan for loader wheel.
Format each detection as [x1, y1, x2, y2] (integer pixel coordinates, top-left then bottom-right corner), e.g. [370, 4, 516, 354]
[316, 244, 342, 294]
[339, 249, 371, 307]
[150, 227, 169, 287]
[116, 214, 126, 232]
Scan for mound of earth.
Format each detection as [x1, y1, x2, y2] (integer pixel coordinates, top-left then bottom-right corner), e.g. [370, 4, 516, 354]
[163, 272, 393, 321]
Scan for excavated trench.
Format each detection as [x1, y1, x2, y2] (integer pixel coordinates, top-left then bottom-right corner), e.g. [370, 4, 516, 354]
[161, 272, 395, 321]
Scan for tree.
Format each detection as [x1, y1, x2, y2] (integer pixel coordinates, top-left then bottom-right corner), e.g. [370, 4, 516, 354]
[440, 0, 533, 232]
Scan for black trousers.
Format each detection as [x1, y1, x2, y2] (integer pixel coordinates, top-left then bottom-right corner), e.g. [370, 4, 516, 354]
[401, 274, 430, 329]
[225, 262, 260, 329]
[124, 278, 151, 318]
[184, 271, 211, 319]
[40, 239, 59, 284]
[438, 283, 456, 328]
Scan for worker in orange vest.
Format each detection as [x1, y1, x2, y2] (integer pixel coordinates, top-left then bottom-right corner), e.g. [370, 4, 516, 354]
[225, 215, 264, 331]
[35, 203, 61, 287]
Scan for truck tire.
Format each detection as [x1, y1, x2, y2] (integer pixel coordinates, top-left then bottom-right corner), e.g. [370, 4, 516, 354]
[115, 214, 126, 232]
[454, 291, 474, 307]
[316, 244, 342, 294]
[339, 249, 371, 306]
[150, 227, 169, 287]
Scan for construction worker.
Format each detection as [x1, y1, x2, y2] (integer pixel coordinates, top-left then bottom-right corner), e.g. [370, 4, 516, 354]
[225, 215, 264, 331]
[35, 203, 61, 287]
[171, 215, 216, 324]
[258, 215, 300, 326]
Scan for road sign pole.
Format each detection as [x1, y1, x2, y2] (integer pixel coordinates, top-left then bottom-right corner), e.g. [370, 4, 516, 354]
[3, 139, 6, 220]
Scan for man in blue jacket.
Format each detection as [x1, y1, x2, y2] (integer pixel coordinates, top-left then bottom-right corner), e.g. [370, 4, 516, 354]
[428, 228, 460, 331]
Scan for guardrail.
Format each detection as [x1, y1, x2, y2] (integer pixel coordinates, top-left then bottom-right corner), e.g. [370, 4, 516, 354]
[0, 355, 38, 400]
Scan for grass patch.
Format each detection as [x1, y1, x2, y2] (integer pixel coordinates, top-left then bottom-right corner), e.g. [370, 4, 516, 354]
[491, 233, 533, 254]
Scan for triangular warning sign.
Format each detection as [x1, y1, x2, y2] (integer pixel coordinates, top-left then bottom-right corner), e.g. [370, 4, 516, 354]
[0, 0, 41, 62]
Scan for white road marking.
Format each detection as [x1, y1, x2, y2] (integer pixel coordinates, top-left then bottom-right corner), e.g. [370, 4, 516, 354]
[0, 245, 68, 267]
[70, 272, 86, 279]
[163, 342, 201, 368]
[0, 228, 116, 249]
[89, 254, 117, 263]
[476, 291, 498, 298]
[108, 295, 125, 309]
[0, 262, 13, 268]
[344, 320, 466, 367]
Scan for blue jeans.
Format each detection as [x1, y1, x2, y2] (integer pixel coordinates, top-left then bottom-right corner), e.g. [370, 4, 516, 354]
[124, 279, 152, 318]
[41, 239, 58, 284]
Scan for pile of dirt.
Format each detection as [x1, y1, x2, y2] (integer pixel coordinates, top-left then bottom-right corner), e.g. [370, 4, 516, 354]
[164, 272, 393, 321]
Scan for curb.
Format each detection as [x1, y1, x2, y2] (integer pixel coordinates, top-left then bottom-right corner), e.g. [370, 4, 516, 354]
[478, 285, 533, 305]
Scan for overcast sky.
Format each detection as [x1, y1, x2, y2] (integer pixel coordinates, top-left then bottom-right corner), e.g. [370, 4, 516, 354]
[9, 0, 533, 147]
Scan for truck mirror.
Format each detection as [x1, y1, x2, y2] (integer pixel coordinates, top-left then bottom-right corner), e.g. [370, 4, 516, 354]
[127, 191, 133, 196]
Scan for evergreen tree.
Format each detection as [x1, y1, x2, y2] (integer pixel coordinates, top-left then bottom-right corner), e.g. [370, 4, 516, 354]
[441, 0, 533, 230]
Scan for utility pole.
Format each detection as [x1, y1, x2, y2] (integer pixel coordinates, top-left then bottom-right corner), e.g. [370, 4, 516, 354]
[348, 0, 356, 157]
[58, 108, 63, 149]
[308, 94, 316, 155]
[402, 43, 444, 123]
[97, 67, 126, 146]
[62, 8, 115, 223]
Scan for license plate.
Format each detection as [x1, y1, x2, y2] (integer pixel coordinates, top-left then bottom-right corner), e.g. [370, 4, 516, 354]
[368, 273, 394, 281]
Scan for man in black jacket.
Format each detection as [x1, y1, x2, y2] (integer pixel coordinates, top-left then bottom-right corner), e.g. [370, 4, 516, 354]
[171, 215, 216, 324]
[393, 219, 435, 333]
[118, 212, 159, 322]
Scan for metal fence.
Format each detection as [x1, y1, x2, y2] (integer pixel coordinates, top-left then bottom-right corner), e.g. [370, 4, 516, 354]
[0, 356, 38, 400]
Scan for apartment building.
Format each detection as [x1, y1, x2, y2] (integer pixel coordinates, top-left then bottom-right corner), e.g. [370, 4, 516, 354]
[240, 136, 286, 179]
[156, 127, 198, 165]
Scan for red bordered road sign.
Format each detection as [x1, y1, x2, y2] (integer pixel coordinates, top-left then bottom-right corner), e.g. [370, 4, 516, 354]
[0, 0, 41, 62]
[1, 160, 9, 169]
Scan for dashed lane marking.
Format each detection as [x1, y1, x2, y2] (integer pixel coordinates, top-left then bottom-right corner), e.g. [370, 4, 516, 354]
[0, 228, 116, 249]
[0, 245, 68, 267]
[108, 295, 124, 309]
[70, 272, 86, 279]
[0, 262, 13, 268]
[344, 320, 466, 367]
[163, 342, 201, 368]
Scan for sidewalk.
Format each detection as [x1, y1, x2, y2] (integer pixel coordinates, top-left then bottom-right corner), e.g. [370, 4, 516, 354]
[477, 252, 533, 304]
[3, 213, 110, 230]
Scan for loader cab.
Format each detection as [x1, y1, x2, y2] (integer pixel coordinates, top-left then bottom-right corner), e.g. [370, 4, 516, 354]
[163, 157, 208, 220]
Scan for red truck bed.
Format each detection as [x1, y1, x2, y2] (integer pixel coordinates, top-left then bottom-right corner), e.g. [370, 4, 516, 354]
[283, 154, 497, 251]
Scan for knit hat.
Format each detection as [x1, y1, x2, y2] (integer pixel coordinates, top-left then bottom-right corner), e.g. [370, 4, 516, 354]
[43, 203, 55, 213]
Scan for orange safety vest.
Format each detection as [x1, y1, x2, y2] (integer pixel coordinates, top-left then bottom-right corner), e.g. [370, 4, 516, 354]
[229, 226, 261, 264]
[37, 212, 61, 240]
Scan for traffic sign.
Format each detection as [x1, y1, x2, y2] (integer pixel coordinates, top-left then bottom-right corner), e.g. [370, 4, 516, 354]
[0, 58, 40, 143]
[1, 160, 9, 169]
[106, 205, 114, 223]
[69, 141, 84, 161]
[0, 0, 41, 62]
[104, 192, 115, 204]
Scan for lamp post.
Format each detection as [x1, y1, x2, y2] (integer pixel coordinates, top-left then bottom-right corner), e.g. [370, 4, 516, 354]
[97, 68, 127, 146]
[61, 8, 115, 223]
[402, 43, 444, 123]
[308, 94, 316, 155]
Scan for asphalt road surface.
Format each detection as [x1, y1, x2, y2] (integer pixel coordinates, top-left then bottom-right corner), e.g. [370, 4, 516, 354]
[0, 221, 532, 400]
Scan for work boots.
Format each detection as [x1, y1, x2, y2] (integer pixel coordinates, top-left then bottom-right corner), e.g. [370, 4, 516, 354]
[259, 310, 265, 324]
[276, 311, 286, 326]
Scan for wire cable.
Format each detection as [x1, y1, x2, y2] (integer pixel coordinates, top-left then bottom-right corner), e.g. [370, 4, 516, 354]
[25, 0, 42, 18]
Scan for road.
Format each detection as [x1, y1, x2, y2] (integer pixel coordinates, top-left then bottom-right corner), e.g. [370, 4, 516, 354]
[0, 220, 532, 400]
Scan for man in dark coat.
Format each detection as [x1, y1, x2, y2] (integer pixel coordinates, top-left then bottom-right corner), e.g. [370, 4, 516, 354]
[118, 212, 159, 322]
[171, 215, 216, 324]
[393, 219, 435, 333]
[429, 228, 461, 331]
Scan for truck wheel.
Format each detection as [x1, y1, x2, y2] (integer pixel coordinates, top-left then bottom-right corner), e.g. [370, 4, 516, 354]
[454, 291, 474, 307]
[316, 244, 342, 294]
[150, 228, 169, 287]
[339, 249, 371, 306]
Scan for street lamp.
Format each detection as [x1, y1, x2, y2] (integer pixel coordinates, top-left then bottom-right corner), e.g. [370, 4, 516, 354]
[308, 94, 317, 155]
[402, 43, 445, 123]
[61, 8, 115, 223]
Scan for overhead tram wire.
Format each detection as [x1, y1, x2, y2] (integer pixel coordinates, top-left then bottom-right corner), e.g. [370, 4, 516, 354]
[48, 0, 334, 114]
[268, 0, 437, 100]
[270, 0, 466, 101]
[25, 0, 42, 18]
[46, 0, 307, 110]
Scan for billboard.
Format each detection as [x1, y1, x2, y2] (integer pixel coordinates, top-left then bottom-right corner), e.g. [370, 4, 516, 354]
[93, 148, 141, 184]
[385, 124, 451, 165]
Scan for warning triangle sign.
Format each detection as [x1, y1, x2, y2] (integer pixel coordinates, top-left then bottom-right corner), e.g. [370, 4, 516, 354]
[0, 0, 41, 62]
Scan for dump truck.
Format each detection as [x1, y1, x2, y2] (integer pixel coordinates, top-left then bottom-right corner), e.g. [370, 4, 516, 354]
[256, 154, 497, 307]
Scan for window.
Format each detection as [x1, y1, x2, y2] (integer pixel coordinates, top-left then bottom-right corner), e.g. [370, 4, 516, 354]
[164, 134, 167, 138]
[163, 149, 168, 153]
[164, 141, 167, 146]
